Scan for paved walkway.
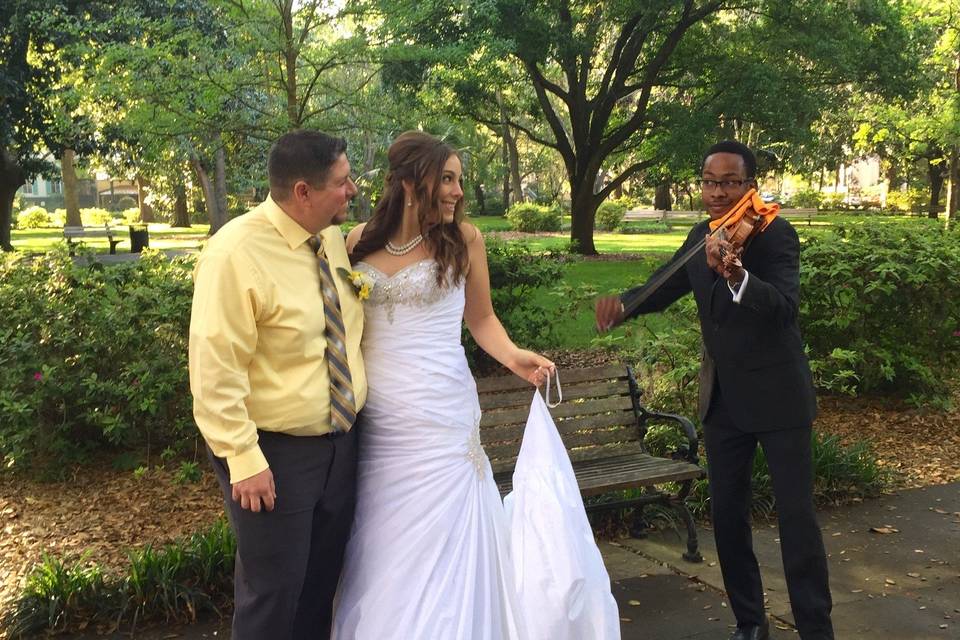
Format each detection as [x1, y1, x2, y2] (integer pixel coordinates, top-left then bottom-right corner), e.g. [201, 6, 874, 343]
[62, 482, 959, 639]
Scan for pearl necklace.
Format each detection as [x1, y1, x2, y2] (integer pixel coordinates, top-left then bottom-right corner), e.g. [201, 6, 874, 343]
[385, 234, 423, 256]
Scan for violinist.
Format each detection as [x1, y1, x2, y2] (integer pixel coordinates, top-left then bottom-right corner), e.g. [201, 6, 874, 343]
[595, 141, 834, 640]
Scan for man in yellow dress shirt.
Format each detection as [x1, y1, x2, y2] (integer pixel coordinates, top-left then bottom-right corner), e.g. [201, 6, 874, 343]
[189, 129, 366, 639]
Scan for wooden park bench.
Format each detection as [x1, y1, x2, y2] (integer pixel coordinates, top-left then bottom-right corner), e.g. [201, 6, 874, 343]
[777, 207, 819, 226]
[63, 224, 123, 255]
[477, 364, 705, 562]
[624, 207, 822, 228]
[623, 209, 703, 224]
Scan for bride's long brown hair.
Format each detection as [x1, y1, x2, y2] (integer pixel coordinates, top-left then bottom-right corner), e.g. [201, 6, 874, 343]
[351, 131, 468, 286]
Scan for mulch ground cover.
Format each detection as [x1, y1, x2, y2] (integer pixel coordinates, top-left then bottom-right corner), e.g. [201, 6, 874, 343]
[2, 353, 958, 617]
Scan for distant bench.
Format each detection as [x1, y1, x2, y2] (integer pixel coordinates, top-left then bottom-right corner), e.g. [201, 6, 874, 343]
[623, 207, 821, 226]
[63, 224, 123, 254]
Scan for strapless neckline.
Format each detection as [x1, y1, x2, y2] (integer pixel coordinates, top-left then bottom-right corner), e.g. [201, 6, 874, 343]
[356, 258, 435, 281]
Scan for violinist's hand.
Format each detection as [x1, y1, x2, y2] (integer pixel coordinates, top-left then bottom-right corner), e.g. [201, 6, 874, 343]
[595, 295, 625, 333]
[722, 252, 746, 285]
[705, 233, 725, 274]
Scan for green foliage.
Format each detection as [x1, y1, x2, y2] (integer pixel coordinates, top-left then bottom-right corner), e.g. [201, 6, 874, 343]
[800, 220, 960, 403]
[687, 429, 889, 519]
[120, 208, 142, 224]
[17, 205, 54, 229]
[589, 428, 888, 535]
[595, 199, 630, 232]
[464, 239, 564, 370]
[884, 188, 927, 214]
[1, 519, 235, 636]
[174, 461, 203, 485]
[0, 553, 108, 635]
[81, 207, 115, 226]
[0, 247, 195, 474]
[820, 192, 845, 210]
[631, 298, 703, 417]
[505, 202, 561, 232]
[786, 188, 823, 209]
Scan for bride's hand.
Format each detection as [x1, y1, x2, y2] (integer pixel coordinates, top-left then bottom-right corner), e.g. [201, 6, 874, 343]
[507, 349, 556, 386]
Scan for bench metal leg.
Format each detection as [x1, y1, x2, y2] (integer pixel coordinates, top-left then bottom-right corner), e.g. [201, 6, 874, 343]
[670, 497, 703, 563]
[672, 479, 703, 562]
[629, 507, 651, 539]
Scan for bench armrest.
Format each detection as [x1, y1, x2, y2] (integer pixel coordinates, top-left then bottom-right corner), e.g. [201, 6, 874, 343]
[640, 410, 700, 466]
[625, 365, 700, 466]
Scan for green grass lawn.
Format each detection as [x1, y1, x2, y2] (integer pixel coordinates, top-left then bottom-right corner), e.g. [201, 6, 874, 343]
[11, 224, 210, 254]
[528, 257, 676, 349]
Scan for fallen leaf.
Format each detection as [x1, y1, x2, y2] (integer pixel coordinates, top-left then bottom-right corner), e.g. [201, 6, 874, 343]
[870, 526, 899, 534]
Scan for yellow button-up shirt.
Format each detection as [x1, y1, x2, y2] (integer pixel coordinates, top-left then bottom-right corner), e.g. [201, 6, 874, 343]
[189, 196, 367, 483]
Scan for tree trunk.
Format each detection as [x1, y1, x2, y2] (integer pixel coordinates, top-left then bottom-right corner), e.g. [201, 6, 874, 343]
[136, 175, 154, 222]
[61, 148, 82, 227]
[654, 181, 672, 210]
[928, 158, 944, 220]
[214, 145, 229, 226]
[172, 172, 190, 227]
[190, 153, 226, 234]
[281, 0, 299, 129]
[947, 147, 960, 222]
[501, 137, 511, 210]
[355, 134, 377, 221]
[0, 147, 24, 251]
[473, 183, 486, 215]
[569, 182, 598, 255]
[497, 92, 523, 205]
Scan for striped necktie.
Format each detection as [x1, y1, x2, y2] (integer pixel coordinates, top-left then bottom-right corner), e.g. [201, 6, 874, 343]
[307, 235, 356, 433]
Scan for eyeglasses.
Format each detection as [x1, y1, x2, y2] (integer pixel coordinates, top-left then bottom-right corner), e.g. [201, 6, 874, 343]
[696, 179, 751, 190]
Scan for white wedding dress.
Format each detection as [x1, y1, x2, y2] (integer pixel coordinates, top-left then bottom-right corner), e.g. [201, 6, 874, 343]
[332, 259, 528, 639]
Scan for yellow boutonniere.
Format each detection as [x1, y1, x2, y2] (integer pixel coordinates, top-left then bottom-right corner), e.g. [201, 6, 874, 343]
[336, 267, 373, 301]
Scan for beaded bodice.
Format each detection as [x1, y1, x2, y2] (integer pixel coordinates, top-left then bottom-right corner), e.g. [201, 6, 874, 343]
[355, 259, 461, 324]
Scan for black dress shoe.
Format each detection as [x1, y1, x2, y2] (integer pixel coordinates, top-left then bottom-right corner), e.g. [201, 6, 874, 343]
[728, 620, 770, 640]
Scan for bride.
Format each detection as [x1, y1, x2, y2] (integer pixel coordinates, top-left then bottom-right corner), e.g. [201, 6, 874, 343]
[331, 131, 555, 639]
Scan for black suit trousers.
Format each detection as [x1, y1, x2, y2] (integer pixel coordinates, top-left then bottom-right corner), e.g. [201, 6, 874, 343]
[209, 427, 358, 640]
[703, 389, 834, 640]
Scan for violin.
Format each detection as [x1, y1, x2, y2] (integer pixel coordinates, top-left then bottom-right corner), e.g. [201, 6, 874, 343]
[621, 189, 778, 318]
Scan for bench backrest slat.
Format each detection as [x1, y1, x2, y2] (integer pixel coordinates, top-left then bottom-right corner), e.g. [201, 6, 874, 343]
[481, 409, 635, 445]
[476, 363, 628, 393]
[478, 364, 644, 475]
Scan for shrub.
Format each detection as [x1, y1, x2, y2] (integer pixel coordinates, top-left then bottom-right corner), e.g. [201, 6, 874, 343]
[81, 207, 115, 226]
[885, 187, 928, 214]
[16, 205, 53, 229]
[12, 192, 23, 214]
[800, 219, 960, 403]
[120, 208, 142, 224]
[0, 248, 196, 474]
[819, 192, 845, 210]
[505, 202, 562, 232]
[786, 188, 823, 209]
[463, 239, 564, 371]
[595, 199, 630, 232]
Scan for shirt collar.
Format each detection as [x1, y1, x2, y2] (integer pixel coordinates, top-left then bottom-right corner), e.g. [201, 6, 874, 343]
[263, 194, 315, 251]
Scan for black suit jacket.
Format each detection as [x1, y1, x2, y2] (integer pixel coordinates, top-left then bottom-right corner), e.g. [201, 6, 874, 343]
[621, 217, 816, 432]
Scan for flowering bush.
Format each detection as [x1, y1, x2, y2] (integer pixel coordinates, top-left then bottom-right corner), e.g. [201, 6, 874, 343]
[0, 247, 195, 475]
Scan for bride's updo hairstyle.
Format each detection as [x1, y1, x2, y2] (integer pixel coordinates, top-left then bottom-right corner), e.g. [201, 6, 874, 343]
[351, 131, 469, 286]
